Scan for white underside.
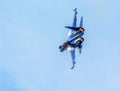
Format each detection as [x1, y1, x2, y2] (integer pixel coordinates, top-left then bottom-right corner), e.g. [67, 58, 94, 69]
[67, 46, 75, 51]
[67, 30, 72, 38]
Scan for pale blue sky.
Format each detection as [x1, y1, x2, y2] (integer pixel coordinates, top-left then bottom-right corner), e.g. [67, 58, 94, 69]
[0, 0, 120, 91]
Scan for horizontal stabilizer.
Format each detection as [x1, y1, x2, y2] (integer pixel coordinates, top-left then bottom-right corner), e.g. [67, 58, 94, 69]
[65, 26, 79, 31]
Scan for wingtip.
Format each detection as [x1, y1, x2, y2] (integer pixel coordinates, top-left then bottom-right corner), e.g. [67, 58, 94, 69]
[73, 8, 77, 11]
[71, 62, 76, 69]
[71, 67, 74, 69]
[71, 66, 75, 69]
[73, 8, 78, 14]
[65, 26, 68, 28]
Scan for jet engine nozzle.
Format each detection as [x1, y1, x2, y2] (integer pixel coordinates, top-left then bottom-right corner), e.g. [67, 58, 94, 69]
[79, 27, 85, 32]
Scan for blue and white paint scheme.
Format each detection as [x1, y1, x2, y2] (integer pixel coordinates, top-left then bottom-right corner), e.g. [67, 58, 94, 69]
[59, 8, 85, 69]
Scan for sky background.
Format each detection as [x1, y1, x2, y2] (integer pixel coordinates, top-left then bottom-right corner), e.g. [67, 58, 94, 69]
[0, 0, 120, 91]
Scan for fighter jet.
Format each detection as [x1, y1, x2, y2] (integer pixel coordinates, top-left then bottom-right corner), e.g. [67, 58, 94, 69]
[59, 8, 85, 69]
[59, 36, 84, 69]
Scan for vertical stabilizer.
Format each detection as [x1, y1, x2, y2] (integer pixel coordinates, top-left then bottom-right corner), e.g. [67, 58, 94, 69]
[79, 16, 83, 27]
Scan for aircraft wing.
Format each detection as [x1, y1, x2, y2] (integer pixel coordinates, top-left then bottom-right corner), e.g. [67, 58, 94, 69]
[72, 8, 77, 27]
[67, 8, 78, 39]
[65, 17, 83, 32]
[70, 50, 76, 69]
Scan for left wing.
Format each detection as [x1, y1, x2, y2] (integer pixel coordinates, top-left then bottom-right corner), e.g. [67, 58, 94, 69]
[70, 50, 76, 69]
[72, 8, 78, 27]
[67, 8, 78, 39]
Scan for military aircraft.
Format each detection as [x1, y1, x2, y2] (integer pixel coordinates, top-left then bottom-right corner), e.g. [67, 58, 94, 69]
[59, 8, 85, 69]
